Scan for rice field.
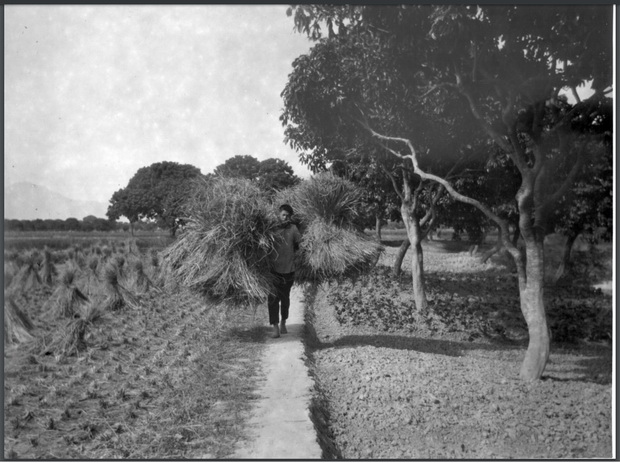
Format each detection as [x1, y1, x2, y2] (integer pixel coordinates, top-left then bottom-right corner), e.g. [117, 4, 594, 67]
[3, 175, 392, 458]
[4, 227, 613, 459]
[4, 170, 613, 460]
[4, 230, 173, 254]
[4, 234, 268, 459]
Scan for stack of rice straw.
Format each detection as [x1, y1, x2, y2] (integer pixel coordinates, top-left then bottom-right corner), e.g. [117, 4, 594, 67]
[162, 173, 383, 307]
[161, 176, 279, 306]
[276, 172, 383, 282]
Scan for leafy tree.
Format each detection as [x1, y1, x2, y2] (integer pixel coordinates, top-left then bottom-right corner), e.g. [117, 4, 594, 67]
[286, 4, 613, 381]
[52, 219, 66, 231]
[257, 158, 300, 193]
[43, 219, 57, 231]
[107, 188, 141, 235]
[550, 140, 613, 282]
[21, 220, 35, 232]
[32, 219, 46, 231]
[5, 219, 23, 232]
[344, 158, 402, 240]
[436, 147, 522, 253]
[213, 155, 300, 193]
[281, 13, 481, 311]
[81, 215, 98, 232]
[82, 215, 98, 224]
[65, 218, 80, 231]
[65, 217, 80, 231]
[107, 161, 202, 237]
[213, 155, 261, 180]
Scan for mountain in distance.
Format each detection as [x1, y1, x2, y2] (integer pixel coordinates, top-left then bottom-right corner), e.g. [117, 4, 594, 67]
[4, 182, 109, 220]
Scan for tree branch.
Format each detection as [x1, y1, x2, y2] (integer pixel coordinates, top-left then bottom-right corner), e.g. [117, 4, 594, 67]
[570, 86, 581, 104]
[412, 177, 425, 211]
[379, 164, 405, 202]
[506, 123, 530, 174]
[368, 125, 512, 236]
[356, 116, 528, 282]
[420, 183, 444, 231]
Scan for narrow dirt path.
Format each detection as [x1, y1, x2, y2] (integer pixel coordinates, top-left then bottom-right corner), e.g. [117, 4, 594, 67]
[232, 286, 322, 459]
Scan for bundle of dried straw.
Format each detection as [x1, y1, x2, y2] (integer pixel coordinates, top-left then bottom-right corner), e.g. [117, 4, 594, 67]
[161, 176, 279, 306]
[276, 172, 383, 281]
[42, 265, 89, 319]
[275, 172, 363, 229]
[296, 219, 382, 281]
[8, 252, 42, 293]
[5, 297, 34, 346]
[102, 263, 141, 311]
[162, 173, 382, 304]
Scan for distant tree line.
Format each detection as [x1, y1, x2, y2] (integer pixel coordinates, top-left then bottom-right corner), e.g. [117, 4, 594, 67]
[4, 215, 160, 233]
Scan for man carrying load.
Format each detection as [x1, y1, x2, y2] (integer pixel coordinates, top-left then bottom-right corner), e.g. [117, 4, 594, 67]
[268, 204, 301, 338]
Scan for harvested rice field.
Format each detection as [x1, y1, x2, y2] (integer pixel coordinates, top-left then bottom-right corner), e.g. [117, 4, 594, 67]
[4, 233, 614, 459]
[4, 240, 268, 459]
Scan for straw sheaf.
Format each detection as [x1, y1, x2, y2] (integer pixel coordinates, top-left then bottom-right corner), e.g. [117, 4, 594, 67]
[102, 263, 141, 311]
[39, 318, 88, 357]
[161, 176, 279, 305]
[276, 173, 383, 280]
[295, 219, 382, 281]
[275, 172, 363, 227]
[133, 259, 161, 294]
[5, 297, 35, 346]
[42, 281, 90, 320]
[162, 174, 382, 303]
[9, 259, 43, 293]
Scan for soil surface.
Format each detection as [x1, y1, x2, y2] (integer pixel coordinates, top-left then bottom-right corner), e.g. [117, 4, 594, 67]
[4, 271, 266, 460]
[303, 245, 613, 460]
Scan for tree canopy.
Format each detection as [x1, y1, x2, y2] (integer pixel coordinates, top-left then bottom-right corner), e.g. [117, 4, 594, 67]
[283, 4, 613, 381]
[107, 161, 202, 236]
[257, 158, 301, 192]
[213, 155, 261, 180]
[212, 155, 300, 193]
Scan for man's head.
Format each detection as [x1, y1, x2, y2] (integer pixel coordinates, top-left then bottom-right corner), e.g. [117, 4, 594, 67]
[278, 204, 294, 223]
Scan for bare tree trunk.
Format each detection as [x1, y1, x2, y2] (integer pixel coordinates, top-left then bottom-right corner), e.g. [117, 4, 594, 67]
[375, 214, 382, 241]
[517, 237, 550, 381]
[552, 233, 578, 284]
[402, 205, 427, 311]
[515, 166, 554, 381]
[410, 239, 427, 311]
[392, 236, 410, 277]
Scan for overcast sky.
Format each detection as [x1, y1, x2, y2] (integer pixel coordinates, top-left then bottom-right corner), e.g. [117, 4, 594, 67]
[5, 5, 315, 204]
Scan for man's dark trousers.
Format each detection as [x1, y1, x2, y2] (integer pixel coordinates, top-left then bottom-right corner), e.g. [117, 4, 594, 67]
[268, 271, 295, 325]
